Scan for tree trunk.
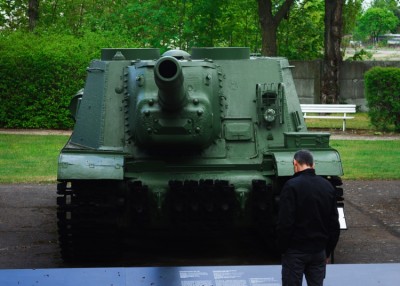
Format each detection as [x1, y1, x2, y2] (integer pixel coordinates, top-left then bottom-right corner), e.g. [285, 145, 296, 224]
[28, 0, 40, 32]
[257, 0, 277, 56]
[257, 0, 294, 56]
[321, 0, 344, 104]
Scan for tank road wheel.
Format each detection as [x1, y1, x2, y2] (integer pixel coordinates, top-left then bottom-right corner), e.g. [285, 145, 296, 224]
[56, 181, 125, 262]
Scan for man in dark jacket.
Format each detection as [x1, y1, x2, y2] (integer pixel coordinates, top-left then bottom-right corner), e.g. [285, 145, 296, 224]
[277, 149, 340, 286]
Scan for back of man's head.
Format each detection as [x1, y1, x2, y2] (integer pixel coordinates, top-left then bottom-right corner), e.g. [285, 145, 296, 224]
[294, 149, 314, 167]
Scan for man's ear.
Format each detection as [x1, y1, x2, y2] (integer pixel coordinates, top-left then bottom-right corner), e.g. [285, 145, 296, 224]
[293, 159, 298, 172]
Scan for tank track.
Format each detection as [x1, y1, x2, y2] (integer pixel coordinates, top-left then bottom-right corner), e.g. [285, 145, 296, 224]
[166, 179, 275, 230]
[167, 179, 238, 230]
[56, 181, 125, 262]
[56, 179, 277, 261]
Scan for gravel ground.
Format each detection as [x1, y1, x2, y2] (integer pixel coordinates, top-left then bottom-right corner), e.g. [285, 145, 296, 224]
[1, 128, 399, 141]
[0, 180, 399, 269]
[334, 180, 400, 264]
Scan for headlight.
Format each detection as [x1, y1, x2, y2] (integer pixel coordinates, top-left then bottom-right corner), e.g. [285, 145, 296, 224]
[264, 108, 276, 122]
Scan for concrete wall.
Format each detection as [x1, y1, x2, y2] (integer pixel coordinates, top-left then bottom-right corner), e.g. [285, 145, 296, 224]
[289, 60, 400, 111]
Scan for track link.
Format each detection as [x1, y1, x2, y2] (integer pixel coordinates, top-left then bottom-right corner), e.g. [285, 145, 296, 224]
[326, 176, 344, 203]
[56, 181, 125, 262]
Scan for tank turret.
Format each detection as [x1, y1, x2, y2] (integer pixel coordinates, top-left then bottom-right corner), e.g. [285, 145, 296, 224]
[127, 53, 222, 150]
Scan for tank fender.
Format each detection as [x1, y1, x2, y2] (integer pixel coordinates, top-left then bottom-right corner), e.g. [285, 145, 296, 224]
[58, 153, 124, 180]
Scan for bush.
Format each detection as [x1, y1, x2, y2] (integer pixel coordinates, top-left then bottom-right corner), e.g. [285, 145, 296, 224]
[364, 67, 400, 132]
[0, 31, 136, 129]
[346, 49, 372, 61]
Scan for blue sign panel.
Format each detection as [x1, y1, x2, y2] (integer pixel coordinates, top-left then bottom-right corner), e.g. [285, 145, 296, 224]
[0, 264, 399, 286]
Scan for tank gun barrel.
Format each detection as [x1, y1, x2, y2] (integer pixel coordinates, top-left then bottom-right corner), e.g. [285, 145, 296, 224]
[154, 56, 186, 112]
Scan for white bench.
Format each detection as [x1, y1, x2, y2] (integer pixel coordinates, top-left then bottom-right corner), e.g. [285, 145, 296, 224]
[300, 104, 356, 131]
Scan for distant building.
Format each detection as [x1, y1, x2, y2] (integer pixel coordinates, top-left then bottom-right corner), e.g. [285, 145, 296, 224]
[380, 34, 400, 46]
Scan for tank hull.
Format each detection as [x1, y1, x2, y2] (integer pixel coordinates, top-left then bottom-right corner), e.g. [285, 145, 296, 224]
[57, 47, 344, 261]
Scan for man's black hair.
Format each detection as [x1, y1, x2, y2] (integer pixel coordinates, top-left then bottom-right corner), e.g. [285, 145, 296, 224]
[294, 149, 314, 166]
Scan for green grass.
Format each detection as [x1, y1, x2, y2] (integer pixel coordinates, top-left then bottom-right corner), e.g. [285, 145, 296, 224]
[304, 110, 399, 180]
[305, 112, 369, 129]
[0, 133, 399, 183]
[305, 112, 395, 132]
[0, 134, 68, 183]
[331, 140, 400, 180]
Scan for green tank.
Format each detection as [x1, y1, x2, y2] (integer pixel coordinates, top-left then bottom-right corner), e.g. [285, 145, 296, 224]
[56, 47, 344, 261]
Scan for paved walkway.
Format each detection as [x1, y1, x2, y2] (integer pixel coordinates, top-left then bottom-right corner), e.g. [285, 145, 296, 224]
[330, 134, 400, 140]
[0, 129, 71, 136]
[1, 129, 399, 140]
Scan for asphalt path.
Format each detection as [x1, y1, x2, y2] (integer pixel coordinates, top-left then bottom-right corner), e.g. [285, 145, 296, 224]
[1, 128, 400, 140]
[0, 180, 399, 269]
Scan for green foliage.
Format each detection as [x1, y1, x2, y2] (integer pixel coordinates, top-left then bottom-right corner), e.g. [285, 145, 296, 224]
[218, 0, 260, 52]
[0, 31, 137, 129]
[0, 0, 331, 59]
[346, 48, 373, 61]
[0, 0, 383, 129]
[371, 0, 399, 12]
[0, 0, 27, 30]
[98, 0, 261, 53]
[370, 0, 400, 27]
[364, 67, 400, 131]
[354, 8, 398, 42]
[278, 0, 325, 59]
[342, 0, 363, 35]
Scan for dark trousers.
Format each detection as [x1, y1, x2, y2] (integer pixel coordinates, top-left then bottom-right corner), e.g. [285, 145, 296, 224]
[281, 249, 326, 286]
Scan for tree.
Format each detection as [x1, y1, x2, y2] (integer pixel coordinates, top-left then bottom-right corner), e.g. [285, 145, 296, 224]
[257, 0, 295, 56]
[354, 8, 398, 43]
[372, 0, 400, 21]
[371, 0, 399, 12]
[28, 0, 39, 31]
[256, 0, 363, 103]
[321, 0, 344, 104]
